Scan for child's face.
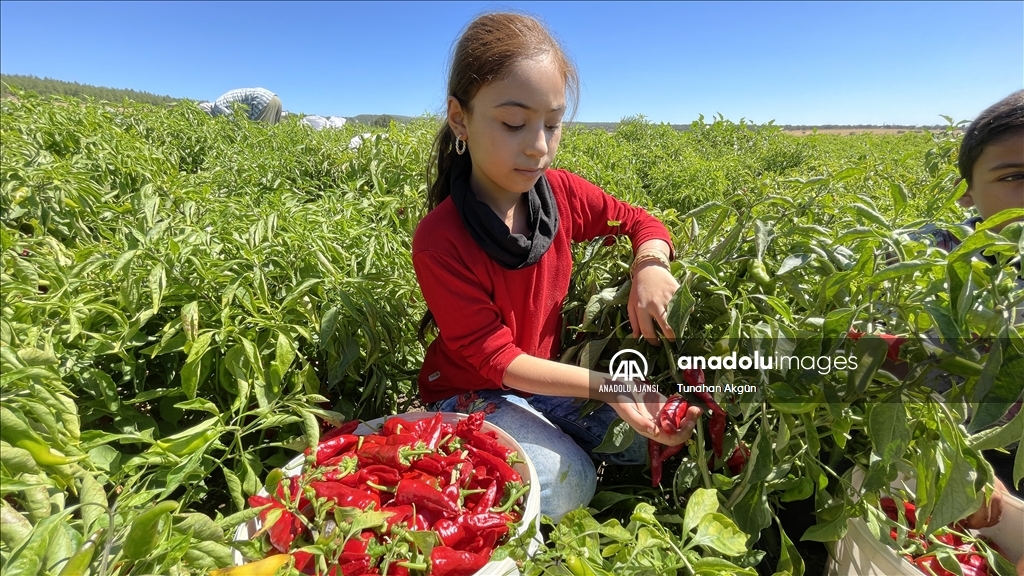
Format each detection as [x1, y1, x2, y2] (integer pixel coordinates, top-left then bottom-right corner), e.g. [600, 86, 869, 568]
[958, 132, 1024, 228]
[448, 56, 566, 200]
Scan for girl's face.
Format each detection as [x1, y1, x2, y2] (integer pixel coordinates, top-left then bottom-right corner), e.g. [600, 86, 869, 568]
[448, 56, 567, 201]
[959, 132, 1024, 228]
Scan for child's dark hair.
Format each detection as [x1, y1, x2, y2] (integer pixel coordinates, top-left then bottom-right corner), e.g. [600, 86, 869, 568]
[425, 12, 579, 211]
[958, 89, 1024, 185]
[418, 13, 579, 343]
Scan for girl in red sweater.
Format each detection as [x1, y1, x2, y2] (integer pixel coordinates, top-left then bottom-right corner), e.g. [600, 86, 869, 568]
[412, 12, 701, 521]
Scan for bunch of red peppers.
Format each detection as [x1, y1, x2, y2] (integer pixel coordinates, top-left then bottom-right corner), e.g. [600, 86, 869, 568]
[648, 368, 749, 486]
[245, 412, 529, 576]
[880, 497, 1008, 576]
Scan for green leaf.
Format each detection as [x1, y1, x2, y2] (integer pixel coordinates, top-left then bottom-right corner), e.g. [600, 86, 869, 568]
[79, 474, 108, 534]
[928, 455, 979, 532]
[180, 331, 213, 400]
[774, 522, 805, 576]
[779, 477, 815, 503]
[111, 249, 139, 276]
[868, 398, 910, 466]
[319, 306, 340, 349]
[870, 260, 940, 283]
[592, 417, 635, 454]
[280, 278, 322, 310]
[692, 558, 758, 575]
[667, 281, 696, 337]
[730, 484, 771, 541]
[682, 488, 719, 535]
[746, 428, 773, 484]
[148, 262, 166, 314]
[970, 339, 1024, 433]
[846, 335, 888, 396]
[275, 332, 296, 378]
[173, 398, 219, 415]
[800, 513, 847, 542]
[777, 254, 814, 275]
[222, 467, 245, 510]
[690, 512, 748, 556]
[588, 491, 639, 514]
[181, 301, 199, 342]
[976, 208, 1024, 232]
[969, 403, 1024, 451]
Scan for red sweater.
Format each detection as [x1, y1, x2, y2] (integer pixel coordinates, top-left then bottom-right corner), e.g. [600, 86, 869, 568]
[412, 169, 673, 404]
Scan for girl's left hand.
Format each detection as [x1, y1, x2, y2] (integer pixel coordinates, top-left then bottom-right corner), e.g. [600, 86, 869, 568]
[628, 261, 680, 344]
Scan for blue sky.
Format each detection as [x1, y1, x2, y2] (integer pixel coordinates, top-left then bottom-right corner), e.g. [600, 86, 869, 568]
[1, 1, 1020, 125]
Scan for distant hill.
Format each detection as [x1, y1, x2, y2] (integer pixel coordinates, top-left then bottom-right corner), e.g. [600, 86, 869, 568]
[0, 74, 947, 133]
[1, 74, 183, 106]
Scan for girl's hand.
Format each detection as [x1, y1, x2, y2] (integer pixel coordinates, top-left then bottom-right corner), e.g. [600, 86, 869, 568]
[629, 261, 680, 344]
[963, 477, 1005, 529]
[607, 389, 700, 446]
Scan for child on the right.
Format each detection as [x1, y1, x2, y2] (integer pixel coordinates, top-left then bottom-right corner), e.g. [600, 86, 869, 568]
[920, 89, 1023, 249]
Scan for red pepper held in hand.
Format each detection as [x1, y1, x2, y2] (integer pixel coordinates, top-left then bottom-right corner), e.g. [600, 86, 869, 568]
[657, 395, 689, 434]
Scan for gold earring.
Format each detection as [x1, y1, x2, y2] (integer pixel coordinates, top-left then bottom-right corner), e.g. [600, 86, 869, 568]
[455, 136, 467, 156]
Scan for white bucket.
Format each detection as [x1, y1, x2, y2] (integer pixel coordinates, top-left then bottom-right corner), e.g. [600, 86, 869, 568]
[233, 412, 542, 576]
[827, 468, 1024, 575]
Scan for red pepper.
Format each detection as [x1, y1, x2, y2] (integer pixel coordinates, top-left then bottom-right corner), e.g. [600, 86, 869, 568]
[319, 419, 360, 442]
[321, 453, 360, 481]
[457, 512, 512, 543]
[709, 411, 727, 459]
[648, 439, 684, 486]
[727, 442, 750, 475]
[417, 413, 445, 449]
[395, 478, 460, 516]
[465, 430, 517, 462]
[358, 443, 432, 470]
[430, 546, 489, 576]
[474, 481, 498, 512]
[382, 503, 430, 533]
[410, 453, 465, 477]
[649, 440, 664, 486]
[442, 483, 462, 512]
[657, 396, 689, 434]
[382, 416, 411, 436]
[881, 497, 917, 529]
[248, 494, 305, 553]
[292, 550, 315, 574]
[309, 481, 380, 509]
[914, 556, 955, 576]
[684, 369, 726, 415]
[847, 329, 907, 363]
[955, 553, 989, 575]
[312, 434, 359, 466]
[466, 445, 522, 486]
[455, 412, 486, 437]
[354, 464, 402, 487]
[433, 518, 466, 547]
[384, 433, 424, 447]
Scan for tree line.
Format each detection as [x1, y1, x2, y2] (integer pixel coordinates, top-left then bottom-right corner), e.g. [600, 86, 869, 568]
[1, 74, 181, 106]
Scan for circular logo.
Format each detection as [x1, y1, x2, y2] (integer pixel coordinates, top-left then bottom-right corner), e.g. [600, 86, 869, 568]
[609, 349, 649, 381]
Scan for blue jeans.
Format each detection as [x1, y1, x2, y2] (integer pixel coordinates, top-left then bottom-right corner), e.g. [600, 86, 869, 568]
[428, 391, 648, 522]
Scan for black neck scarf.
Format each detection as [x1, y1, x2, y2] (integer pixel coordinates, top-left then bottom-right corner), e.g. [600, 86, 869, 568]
[449, 159, 559, 270]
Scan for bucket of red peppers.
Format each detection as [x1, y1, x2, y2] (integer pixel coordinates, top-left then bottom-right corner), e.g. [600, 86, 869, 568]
[231, 411, 541, 576]
[829, 469, 1023, 576]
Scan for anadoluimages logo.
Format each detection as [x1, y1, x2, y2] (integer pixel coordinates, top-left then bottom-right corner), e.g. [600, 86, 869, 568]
[609, 349, 649, 381]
